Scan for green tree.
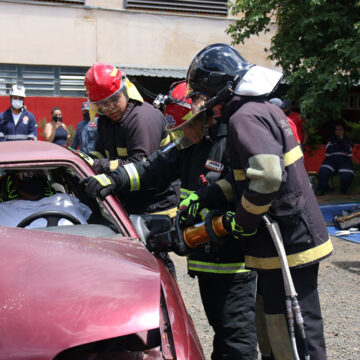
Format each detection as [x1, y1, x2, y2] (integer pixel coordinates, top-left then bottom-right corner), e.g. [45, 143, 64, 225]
[226, 0, 360, 127]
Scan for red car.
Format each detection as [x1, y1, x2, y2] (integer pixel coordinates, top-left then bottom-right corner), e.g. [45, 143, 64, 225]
[0, 141, 204, 360]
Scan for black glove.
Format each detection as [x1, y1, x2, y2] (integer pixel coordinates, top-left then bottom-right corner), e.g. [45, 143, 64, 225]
[93, 158, 110, 174]
[80, 174, 116, 199]
[222, 211, 257, 240]
[204, 209, 227, 252]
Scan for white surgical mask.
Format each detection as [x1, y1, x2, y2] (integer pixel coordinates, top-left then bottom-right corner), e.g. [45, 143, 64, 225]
[11, 99, 24, 110]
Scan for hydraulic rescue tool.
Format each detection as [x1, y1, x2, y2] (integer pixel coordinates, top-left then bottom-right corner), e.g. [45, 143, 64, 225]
[150, 212, 310, 359]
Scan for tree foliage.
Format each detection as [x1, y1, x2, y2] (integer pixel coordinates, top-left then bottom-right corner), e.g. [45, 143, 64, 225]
[226, 0, 360, 127]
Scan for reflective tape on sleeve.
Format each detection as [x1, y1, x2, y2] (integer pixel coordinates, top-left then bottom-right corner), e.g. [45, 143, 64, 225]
[241, 195, 271, 215]
[124, 163, 140, 191]
[117, 147, 128, 157]
[283, 145, 303, 167]
[216, 178, 233, 202]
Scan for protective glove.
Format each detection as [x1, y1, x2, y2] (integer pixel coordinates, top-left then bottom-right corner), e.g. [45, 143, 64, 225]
[80, 174, 116, 199]
[222, 211, 257, 240]
[93, 158, 111, 174]
[178, 193, 204, 225]
[204, 209, 228, 252]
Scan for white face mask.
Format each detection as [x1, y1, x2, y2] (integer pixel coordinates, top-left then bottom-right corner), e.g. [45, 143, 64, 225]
[11, 99, 24, 110]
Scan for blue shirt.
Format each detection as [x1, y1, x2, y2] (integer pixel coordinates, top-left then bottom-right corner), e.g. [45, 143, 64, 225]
[71, 117, 98, 154]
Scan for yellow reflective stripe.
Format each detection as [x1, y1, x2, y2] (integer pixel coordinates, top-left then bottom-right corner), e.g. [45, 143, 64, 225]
[245, 237, 333, 270]
[117, 147, 128, 157]
[105, 150, 110, 159]
[188, 260, 250, 274]
[125, 77, 144, 103]
[180, 188, 193, 199]
[215, 178, 233, 202]
[110, 159, 119, 171]
[160, 134, 171, 147]
[95, 174, 112, 186]
[151, 206, 178, 219]
[284, 145, 303, 167]
[123, 163, 140, 191]
[241, 195, 271, 215]
[233, 145, 303, 183]
[233, 169, 246, 181]
[110, 67, 118, 76]
[90, 151, 104, 159]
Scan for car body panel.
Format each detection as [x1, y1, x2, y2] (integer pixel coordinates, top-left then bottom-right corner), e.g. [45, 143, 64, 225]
[157, 260, 205, 359]
[0, 226, 160, 358]
[0, 141, 205, 359]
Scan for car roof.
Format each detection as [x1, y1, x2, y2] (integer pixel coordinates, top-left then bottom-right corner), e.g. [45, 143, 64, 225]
[0, 141, 81, 164]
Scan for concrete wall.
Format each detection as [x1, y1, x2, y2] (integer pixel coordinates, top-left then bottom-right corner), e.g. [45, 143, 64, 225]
[0, 1, 278, 70]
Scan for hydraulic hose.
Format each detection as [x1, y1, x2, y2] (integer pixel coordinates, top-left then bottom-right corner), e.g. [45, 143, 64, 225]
[263, 215, 310, 360]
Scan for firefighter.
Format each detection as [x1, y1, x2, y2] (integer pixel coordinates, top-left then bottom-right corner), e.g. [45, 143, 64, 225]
[0, 84, 37, 141]
[81, 81, 257, 359]
[179, 43, 333, 360]
[317, 123, 354, 195]
[82, 62, 179, 216]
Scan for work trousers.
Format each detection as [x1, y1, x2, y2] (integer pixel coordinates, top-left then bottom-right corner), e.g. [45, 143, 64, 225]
[198, 270, 258, 360]
[318, 157, 354, 193]
[256, 263, 326, 360]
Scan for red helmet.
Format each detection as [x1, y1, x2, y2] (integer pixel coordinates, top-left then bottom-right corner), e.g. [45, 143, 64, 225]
[164, 81, 206, 149]
[164, 81, 192, 129]
[84, 63, 126, 103]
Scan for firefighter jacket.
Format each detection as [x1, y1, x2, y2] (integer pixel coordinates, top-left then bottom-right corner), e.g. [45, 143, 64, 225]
[90, 100, 178, 215]
[197, 97, 333, 271]
[0, 107, 37, 141]
[111, 122, 250, 277]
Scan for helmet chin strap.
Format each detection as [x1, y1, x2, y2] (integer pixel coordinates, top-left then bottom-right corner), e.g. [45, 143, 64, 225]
[203, 75, 240, 112]
[203, 121, 212, 143]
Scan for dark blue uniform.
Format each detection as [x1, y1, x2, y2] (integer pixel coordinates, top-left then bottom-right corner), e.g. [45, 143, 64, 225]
[196, 98, 332, 360]
[318, 135, 353, 194]
[110, 122, 258, 360]
[0, 107, 37, 141]
[71, 117, 98, 154]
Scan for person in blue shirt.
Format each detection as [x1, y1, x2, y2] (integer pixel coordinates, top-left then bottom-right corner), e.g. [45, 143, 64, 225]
[71, 101, 98, 154]
[0, 84, 37, 141]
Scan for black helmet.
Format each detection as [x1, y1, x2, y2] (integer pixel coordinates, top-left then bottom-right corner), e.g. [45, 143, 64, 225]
[187, 43, 253, 98]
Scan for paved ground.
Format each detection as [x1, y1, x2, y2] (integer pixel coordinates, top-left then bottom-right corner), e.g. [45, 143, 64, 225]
[171, 235, 360, 359]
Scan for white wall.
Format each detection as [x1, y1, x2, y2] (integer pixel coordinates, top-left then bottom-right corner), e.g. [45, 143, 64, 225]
[0, 2, 278, 69]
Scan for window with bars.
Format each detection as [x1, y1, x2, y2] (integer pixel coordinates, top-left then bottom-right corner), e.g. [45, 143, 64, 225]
[0, 64, 87, 97]
[17, 0, 85, 4]
[124, 0, 229, 16]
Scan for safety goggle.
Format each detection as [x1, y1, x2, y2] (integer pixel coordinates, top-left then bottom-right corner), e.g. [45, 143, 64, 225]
[88, 85, 126, 116]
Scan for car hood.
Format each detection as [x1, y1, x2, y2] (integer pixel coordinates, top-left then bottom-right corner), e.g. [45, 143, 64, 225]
[0, 226, 161, 358]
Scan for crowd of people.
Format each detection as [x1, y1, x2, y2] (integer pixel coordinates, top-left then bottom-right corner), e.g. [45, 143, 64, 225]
[0, 43, 356, 359]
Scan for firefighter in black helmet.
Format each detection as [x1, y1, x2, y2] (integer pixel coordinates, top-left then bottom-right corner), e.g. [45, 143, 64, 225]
[180, 43, 332, 360]
[81, 80, 258, 359]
